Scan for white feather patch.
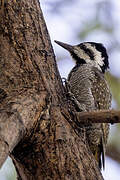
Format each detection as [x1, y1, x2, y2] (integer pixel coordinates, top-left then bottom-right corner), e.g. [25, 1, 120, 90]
[73, 43, 105, 72]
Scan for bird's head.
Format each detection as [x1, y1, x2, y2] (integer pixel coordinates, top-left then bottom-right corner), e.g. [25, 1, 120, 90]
[55, 40, 109, 73]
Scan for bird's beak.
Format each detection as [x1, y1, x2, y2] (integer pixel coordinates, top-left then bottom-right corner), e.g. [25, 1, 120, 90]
[54, 40, 73, 53]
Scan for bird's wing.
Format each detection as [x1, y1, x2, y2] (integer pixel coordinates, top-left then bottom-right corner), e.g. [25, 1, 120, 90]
[90, 67, 111, 169]
[90, 67, 111, 110]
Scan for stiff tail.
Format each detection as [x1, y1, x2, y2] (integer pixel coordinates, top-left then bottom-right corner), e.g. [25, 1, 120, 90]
[95, 137, 105, 169]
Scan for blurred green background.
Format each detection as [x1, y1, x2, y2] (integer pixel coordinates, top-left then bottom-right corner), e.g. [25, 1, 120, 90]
[1, 0, 120, 179]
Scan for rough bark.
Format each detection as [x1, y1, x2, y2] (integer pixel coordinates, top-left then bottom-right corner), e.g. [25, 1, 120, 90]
[0, 0, 106, 179]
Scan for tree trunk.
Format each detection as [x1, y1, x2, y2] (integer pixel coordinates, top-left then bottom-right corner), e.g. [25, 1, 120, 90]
[0, 0, 104, 179]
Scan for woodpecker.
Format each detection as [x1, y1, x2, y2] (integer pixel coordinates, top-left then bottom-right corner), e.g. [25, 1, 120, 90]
[55, 40, 111, 169]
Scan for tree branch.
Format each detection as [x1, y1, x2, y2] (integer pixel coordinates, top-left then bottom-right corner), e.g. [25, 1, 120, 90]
[74, 110, 120, 124]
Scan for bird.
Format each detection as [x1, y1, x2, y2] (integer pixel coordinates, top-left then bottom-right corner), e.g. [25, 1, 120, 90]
[55, 40, 112, 169]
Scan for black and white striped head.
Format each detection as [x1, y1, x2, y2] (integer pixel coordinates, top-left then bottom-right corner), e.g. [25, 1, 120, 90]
[55, 41, 109, 73]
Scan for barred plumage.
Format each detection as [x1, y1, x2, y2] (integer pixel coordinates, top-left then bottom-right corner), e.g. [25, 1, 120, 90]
[68, 64, 111, 168]
[55, 40, 112, 169]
